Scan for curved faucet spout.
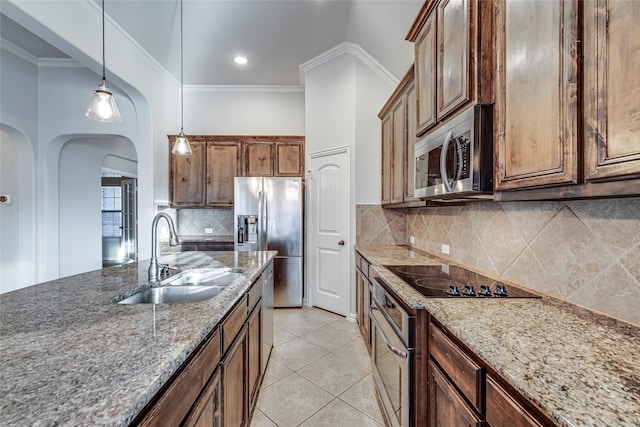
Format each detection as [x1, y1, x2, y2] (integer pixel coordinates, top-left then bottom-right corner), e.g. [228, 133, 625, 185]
[149, 212, 180, 281]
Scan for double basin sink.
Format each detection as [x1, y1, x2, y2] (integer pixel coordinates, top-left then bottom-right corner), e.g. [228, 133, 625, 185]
[117, 268, 245, 305]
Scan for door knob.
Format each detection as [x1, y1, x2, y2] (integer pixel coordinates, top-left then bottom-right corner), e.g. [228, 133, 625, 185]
[338, 240, 345, 246]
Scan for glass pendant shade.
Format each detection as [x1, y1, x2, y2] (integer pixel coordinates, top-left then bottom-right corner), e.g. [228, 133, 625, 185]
[173, 0, 192, 155]
[172, 132, 192, 155]
[86, 80, 121, 123]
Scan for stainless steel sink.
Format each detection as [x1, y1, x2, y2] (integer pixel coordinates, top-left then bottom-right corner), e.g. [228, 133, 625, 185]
[161, 268, 244, 287]
[117, 285, 227, 304]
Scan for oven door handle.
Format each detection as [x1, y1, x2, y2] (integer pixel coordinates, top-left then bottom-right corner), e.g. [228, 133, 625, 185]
[369, 306, 408, 359]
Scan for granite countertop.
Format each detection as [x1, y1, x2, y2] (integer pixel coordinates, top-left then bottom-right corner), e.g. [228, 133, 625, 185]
[355, 244, 640, 427]
[0, 250, 276, 426]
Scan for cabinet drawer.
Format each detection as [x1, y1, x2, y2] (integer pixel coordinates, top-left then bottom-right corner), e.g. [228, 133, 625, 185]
[486, 374, 546, 427]
[221, 295, 247, 354]
[429, 322, 483, 410]
[139, 328, 220, 426]
[248, 278, 262, 312]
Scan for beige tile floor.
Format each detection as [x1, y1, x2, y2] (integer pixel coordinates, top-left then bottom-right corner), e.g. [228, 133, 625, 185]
[250, 306, 384, 427]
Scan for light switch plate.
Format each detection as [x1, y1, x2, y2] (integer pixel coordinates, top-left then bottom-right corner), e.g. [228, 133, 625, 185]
[441, 244, 450, 254]
[204, 228, 213, 234]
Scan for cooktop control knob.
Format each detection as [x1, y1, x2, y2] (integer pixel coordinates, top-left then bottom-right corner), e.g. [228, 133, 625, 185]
[478, 285, 492, 297]
[462, 284, 476, 297]
[494, 284, 508, 297]
[446, 285, 460, 296]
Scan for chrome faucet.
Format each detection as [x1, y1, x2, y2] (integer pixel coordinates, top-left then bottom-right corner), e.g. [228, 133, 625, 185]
[148, 212, 180, 281]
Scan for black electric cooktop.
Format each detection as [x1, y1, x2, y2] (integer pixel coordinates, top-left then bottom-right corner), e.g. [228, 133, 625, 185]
[384, 264, 540, 298]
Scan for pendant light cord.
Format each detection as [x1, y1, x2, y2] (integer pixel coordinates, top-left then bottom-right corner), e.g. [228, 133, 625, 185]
[102, 0, 106, 81]
[180, 0, 184, 133]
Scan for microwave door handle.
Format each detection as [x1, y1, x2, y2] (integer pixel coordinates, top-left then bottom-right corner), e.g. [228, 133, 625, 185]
[440, 131, 454, 193]
[369, 306, 408, 359]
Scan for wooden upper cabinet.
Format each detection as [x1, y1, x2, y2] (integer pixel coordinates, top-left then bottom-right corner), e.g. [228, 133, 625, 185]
[381, 114, 392, 205]
[391, 96, 406, 204]
[170, 139, 205, 206]
[437, 0, 471, 119]
[494, 0, 579, 191]
[245, 141, 274, 176]
[206, 141, 242, 206]
[170, 136, 305, 207]
[414, 11, 437, 134]
[275, 140, 304, 176]
[409, 0, 490, 137]
[584, 0, 640, 182]
[405, 80, 418, 202]
[380, 68, 418, 207]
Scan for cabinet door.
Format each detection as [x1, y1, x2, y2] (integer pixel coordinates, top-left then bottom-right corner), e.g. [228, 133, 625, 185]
[437, 0, 471, 120]
[486, 375, 545, 427]
[248, 303, 262, 411]
[275, 141, 304, 176]
[222, 326, 247, 427]
[355, 267, 363, 328]
[391, 96, 406, 204]
[405, 80, 418, 202]
[184, 369, 222, 427]
[206, 142, 241, 206]
[170, 139, 205, 206]
[429, 360, 482, 427]
[415, 11, 437, 134]
[381, 114, 392, 205]
[584, 0, 640, 181]
[495, 0, 579, 191]
[245, 142, 274, 176]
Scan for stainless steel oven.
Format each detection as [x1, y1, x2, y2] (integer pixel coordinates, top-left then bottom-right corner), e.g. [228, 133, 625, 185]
[414, 104, 493, 200]
[370, 277, 414, 427]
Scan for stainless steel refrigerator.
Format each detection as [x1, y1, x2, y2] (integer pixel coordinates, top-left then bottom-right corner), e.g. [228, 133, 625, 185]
[234, 177, 303, 307]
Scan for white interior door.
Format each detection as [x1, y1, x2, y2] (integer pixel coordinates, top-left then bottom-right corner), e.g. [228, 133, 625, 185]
[307, 147, 350, 316]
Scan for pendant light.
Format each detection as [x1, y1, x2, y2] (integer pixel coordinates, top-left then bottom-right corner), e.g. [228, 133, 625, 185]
[86, 0, 121, 123]
[171, 0, 192, 155]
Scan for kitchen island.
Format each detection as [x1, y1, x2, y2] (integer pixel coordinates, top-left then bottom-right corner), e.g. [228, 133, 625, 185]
[356, 244, 640, 427]
[0, 250, 275, 426]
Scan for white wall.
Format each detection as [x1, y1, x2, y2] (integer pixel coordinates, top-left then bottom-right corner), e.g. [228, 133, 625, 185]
[58, 137, 136, 277]
[185, 89, 305, 135]
[303, 45, 396, 316]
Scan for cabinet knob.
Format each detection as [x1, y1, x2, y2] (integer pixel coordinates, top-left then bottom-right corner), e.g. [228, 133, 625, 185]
[338, 240, 345, 246]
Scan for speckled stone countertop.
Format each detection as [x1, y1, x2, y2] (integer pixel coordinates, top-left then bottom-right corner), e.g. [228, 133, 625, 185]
[0, 250, 275, 426]
[355, 244, 640, 427]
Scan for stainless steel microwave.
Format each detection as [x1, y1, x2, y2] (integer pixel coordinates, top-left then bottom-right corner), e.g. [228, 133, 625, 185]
[414, 104, 493, 200]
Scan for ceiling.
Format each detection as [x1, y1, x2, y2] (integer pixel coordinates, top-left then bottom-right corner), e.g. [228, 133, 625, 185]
[1, 0, 423, 86]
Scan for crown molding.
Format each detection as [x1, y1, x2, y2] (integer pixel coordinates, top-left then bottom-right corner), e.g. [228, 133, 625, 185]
[1, 38, 39, 65]
[38, 58, 83, 68]
[78, 0, 179, 86]
[184, 85, 304, 93]
[299, 41, 399, 87]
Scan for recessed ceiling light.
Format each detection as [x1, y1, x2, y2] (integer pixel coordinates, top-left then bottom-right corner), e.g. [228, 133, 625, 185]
[234, 56, 248, 65]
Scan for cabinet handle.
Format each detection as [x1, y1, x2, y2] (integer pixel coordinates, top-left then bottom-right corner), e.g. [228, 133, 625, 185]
[369, 306, 408, 359]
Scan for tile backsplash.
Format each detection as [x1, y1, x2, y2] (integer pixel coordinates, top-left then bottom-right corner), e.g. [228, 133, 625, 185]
[357, 200, 640, 326]
[176, 208, 234, 236]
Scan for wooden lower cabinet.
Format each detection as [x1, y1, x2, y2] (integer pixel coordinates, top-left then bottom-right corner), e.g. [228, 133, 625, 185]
[184, 369, 222, 427]
[223, 324, 248, 427]
[429, 360, 482, 427]
[135, 329, 221, 426]
[248, 300, 262, 412]
[486, 375, 546, 427]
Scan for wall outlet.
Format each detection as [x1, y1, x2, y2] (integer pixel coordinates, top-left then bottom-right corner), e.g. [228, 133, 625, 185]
[204, 228, 213, 234]
[441, 244, 450, 254]
[409, 235, 415, 244]
[441, 264, 449, 274]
